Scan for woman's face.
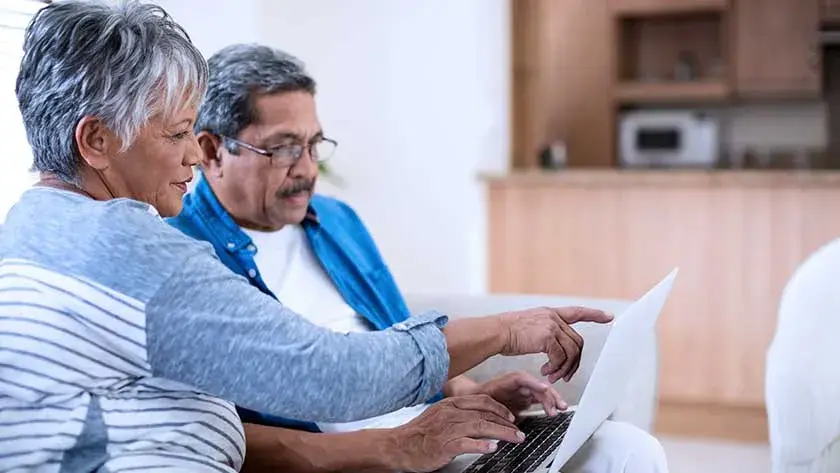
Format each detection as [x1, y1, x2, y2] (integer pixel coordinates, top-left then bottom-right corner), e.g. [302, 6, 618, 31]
[103, 104, 201, 217]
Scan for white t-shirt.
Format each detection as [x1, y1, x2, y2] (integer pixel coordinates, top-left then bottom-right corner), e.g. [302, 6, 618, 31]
[243, 225, 430, 433]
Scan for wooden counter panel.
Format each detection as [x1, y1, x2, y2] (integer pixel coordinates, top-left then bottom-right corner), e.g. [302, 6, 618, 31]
[482, 170, 840, 188]
[489, 181, 840, 406]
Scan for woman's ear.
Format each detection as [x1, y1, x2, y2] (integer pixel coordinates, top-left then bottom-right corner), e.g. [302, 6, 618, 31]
[75, 116, 120, 170]
[196, 131, 224, 178]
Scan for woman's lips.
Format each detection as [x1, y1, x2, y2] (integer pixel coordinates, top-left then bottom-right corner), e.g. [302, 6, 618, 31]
[173, 182, 188, 193]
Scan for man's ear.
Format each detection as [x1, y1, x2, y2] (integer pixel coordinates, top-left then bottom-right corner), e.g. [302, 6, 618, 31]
[75, 116, 120, 170]
[197, 131, 224, 178]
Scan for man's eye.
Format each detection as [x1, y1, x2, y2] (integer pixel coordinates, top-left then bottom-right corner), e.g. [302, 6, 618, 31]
[270, 144, 299, 154]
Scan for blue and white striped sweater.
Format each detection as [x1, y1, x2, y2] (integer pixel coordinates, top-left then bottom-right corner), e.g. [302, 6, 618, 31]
[0, 259, 245, 472]
[0, 187, 450, 472]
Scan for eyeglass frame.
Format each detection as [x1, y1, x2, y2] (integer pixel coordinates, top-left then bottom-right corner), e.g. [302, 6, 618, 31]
[218, 134, 338, 166]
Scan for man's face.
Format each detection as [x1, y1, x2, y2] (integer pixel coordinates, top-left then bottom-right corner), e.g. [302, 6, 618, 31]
[213, 91, 321, 230]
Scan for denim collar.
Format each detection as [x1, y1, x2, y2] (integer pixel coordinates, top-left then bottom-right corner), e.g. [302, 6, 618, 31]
[191, 172, 319, 253]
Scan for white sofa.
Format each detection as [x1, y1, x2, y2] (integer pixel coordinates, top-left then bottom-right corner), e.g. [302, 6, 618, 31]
[766, 238, 840, 473]
[405, 292, 659, 433]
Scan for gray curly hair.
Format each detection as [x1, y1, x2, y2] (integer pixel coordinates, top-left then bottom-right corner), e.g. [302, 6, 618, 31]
[196, 44, 316, 155]
[15, 0, 208, 184]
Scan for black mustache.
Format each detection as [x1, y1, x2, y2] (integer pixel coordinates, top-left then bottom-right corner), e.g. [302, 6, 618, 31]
[278, 179, 316, 198]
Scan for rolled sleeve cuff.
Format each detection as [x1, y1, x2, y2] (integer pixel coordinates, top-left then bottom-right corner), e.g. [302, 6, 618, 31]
[393, 310, 450, 404]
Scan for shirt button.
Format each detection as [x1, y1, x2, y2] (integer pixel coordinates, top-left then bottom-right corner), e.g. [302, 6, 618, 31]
[394, 322, 408, 330]
[248, 269, 257, 278]
[247, 245, 256, 252]
[227, 242, 235, 249]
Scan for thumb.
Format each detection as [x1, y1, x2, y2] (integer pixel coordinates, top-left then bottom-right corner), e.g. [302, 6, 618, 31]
[556, 307, 614, 324]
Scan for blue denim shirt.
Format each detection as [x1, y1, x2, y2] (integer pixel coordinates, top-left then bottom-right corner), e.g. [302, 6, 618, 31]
[167, 175, 441, 432]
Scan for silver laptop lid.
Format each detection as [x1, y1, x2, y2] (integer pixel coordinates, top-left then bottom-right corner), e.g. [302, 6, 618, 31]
[548, 268, 679, 472]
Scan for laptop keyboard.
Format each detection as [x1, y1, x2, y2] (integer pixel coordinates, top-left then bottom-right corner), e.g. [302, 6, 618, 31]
[462, 411, 575, 473]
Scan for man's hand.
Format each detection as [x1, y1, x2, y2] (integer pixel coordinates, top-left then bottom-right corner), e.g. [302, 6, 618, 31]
[499, 306, 613, 383]
[388, 395, 525, 473]
[470, 371, 568, 416]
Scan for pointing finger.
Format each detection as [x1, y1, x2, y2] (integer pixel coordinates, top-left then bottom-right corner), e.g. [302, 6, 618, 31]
[555, 307, 613, 324]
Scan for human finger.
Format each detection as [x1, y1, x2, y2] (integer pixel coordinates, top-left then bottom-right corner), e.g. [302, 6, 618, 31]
[555, 307, 613, 324]
[450, 394, 516, 423]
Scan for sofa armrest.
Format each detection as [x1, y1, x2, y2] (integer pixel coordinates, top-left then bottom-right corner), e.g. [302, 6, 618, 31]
[404, 292, 659, 433]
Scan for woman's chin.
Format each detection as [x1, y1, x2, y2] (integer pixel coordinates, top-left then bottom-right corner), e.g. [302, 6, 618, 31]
[156, 197, 184, 218]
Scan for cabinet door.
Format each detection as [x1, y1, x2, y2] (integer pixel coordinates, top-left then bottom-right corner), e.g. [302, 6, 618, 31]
[734, 0, 821, 97]
[512, 0, 614, 168]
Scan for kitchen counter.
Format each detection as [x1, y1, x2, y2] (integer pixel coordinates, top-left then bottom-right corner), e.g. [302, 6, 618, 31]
[486, 167, 840, 440]
[480, 169, 840, 188]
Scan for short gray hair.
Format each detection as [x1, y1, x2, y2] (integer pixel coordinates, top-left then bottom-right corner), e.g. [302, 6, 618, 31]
[16, 0, 208, 184]
[196, 44, 316, 154]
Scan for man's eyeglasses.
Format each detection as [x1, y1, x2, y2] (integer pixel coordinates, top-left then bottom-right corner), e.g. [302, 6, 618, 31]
[220, 135, 337, 167]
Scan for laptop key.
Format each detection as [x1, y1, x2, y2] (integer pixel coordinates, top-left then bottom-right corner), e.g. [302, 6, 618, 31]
[525, 415, 574, 472]
[462, 412, 574, 473]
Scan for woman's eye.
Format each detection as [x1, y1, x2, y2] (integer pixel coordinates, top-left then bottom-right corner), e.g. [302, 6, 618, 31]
[170, 131, 190, 140]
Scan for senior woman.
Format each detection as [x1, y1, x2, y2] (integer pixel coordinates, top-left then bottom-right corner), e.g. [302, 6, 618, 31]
[0, 1, 612, 471]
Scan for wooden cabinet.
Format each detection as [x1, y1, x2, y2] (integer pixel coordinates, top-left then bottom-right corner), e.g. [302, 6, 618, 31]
[733, 0, 821, 97]
[510, 0, 826, 172]
[510, 0, 554, 169]
[610, 0, 728, 15]
[511, 0, 613, 168]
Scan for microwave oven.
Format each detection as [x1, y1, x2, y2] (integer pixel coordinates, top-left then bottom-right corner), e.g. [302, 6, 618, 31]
[619, 110, 719, 168]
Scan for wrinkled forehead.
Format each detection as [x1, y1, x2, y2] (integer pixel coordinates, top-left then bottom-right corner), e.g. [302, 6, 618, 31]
[247, 90, 321, 142]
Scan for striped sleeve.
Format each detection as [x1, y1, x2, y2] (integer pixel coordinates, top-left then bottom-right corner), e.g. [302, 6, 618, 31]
[144, 251, 450, 423]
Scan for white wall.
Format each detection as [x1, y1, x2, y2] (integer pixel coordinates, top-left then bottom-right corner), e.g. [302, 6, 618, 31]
[1, 0, 510, 294]
[0, 1, 46, 222]
[255, 0, 510, 294]
[155, 0, 262, 56]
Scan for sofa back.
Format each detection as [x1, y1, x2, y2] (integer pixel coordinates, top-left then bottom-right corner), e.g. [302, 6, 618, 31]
[404, 292, 659, 432]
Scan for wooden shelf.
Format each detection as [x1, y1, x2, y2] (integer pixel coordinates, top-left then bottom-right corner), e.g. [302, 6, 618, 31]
[615, 80, 729, 103]
[612, 0, 729, 17]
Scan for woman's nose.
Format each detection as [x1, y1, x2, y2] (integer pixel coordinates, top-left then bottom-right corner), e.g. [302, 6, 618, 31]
[184, 135, 202, 167]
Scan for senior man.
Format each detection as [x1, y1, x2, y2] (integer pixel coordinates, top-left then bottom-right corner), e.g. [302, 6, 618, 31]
[168, 44, 668, 473]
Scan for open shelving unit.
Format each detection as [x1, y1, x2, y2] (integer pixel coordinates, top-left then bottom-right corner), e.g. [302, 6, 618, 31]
[614, 4, 731, 105]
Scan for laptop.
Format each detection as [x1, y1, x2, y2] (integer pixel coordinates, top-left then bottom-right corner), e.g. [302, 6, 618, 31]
[439, 268, 678, 473]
